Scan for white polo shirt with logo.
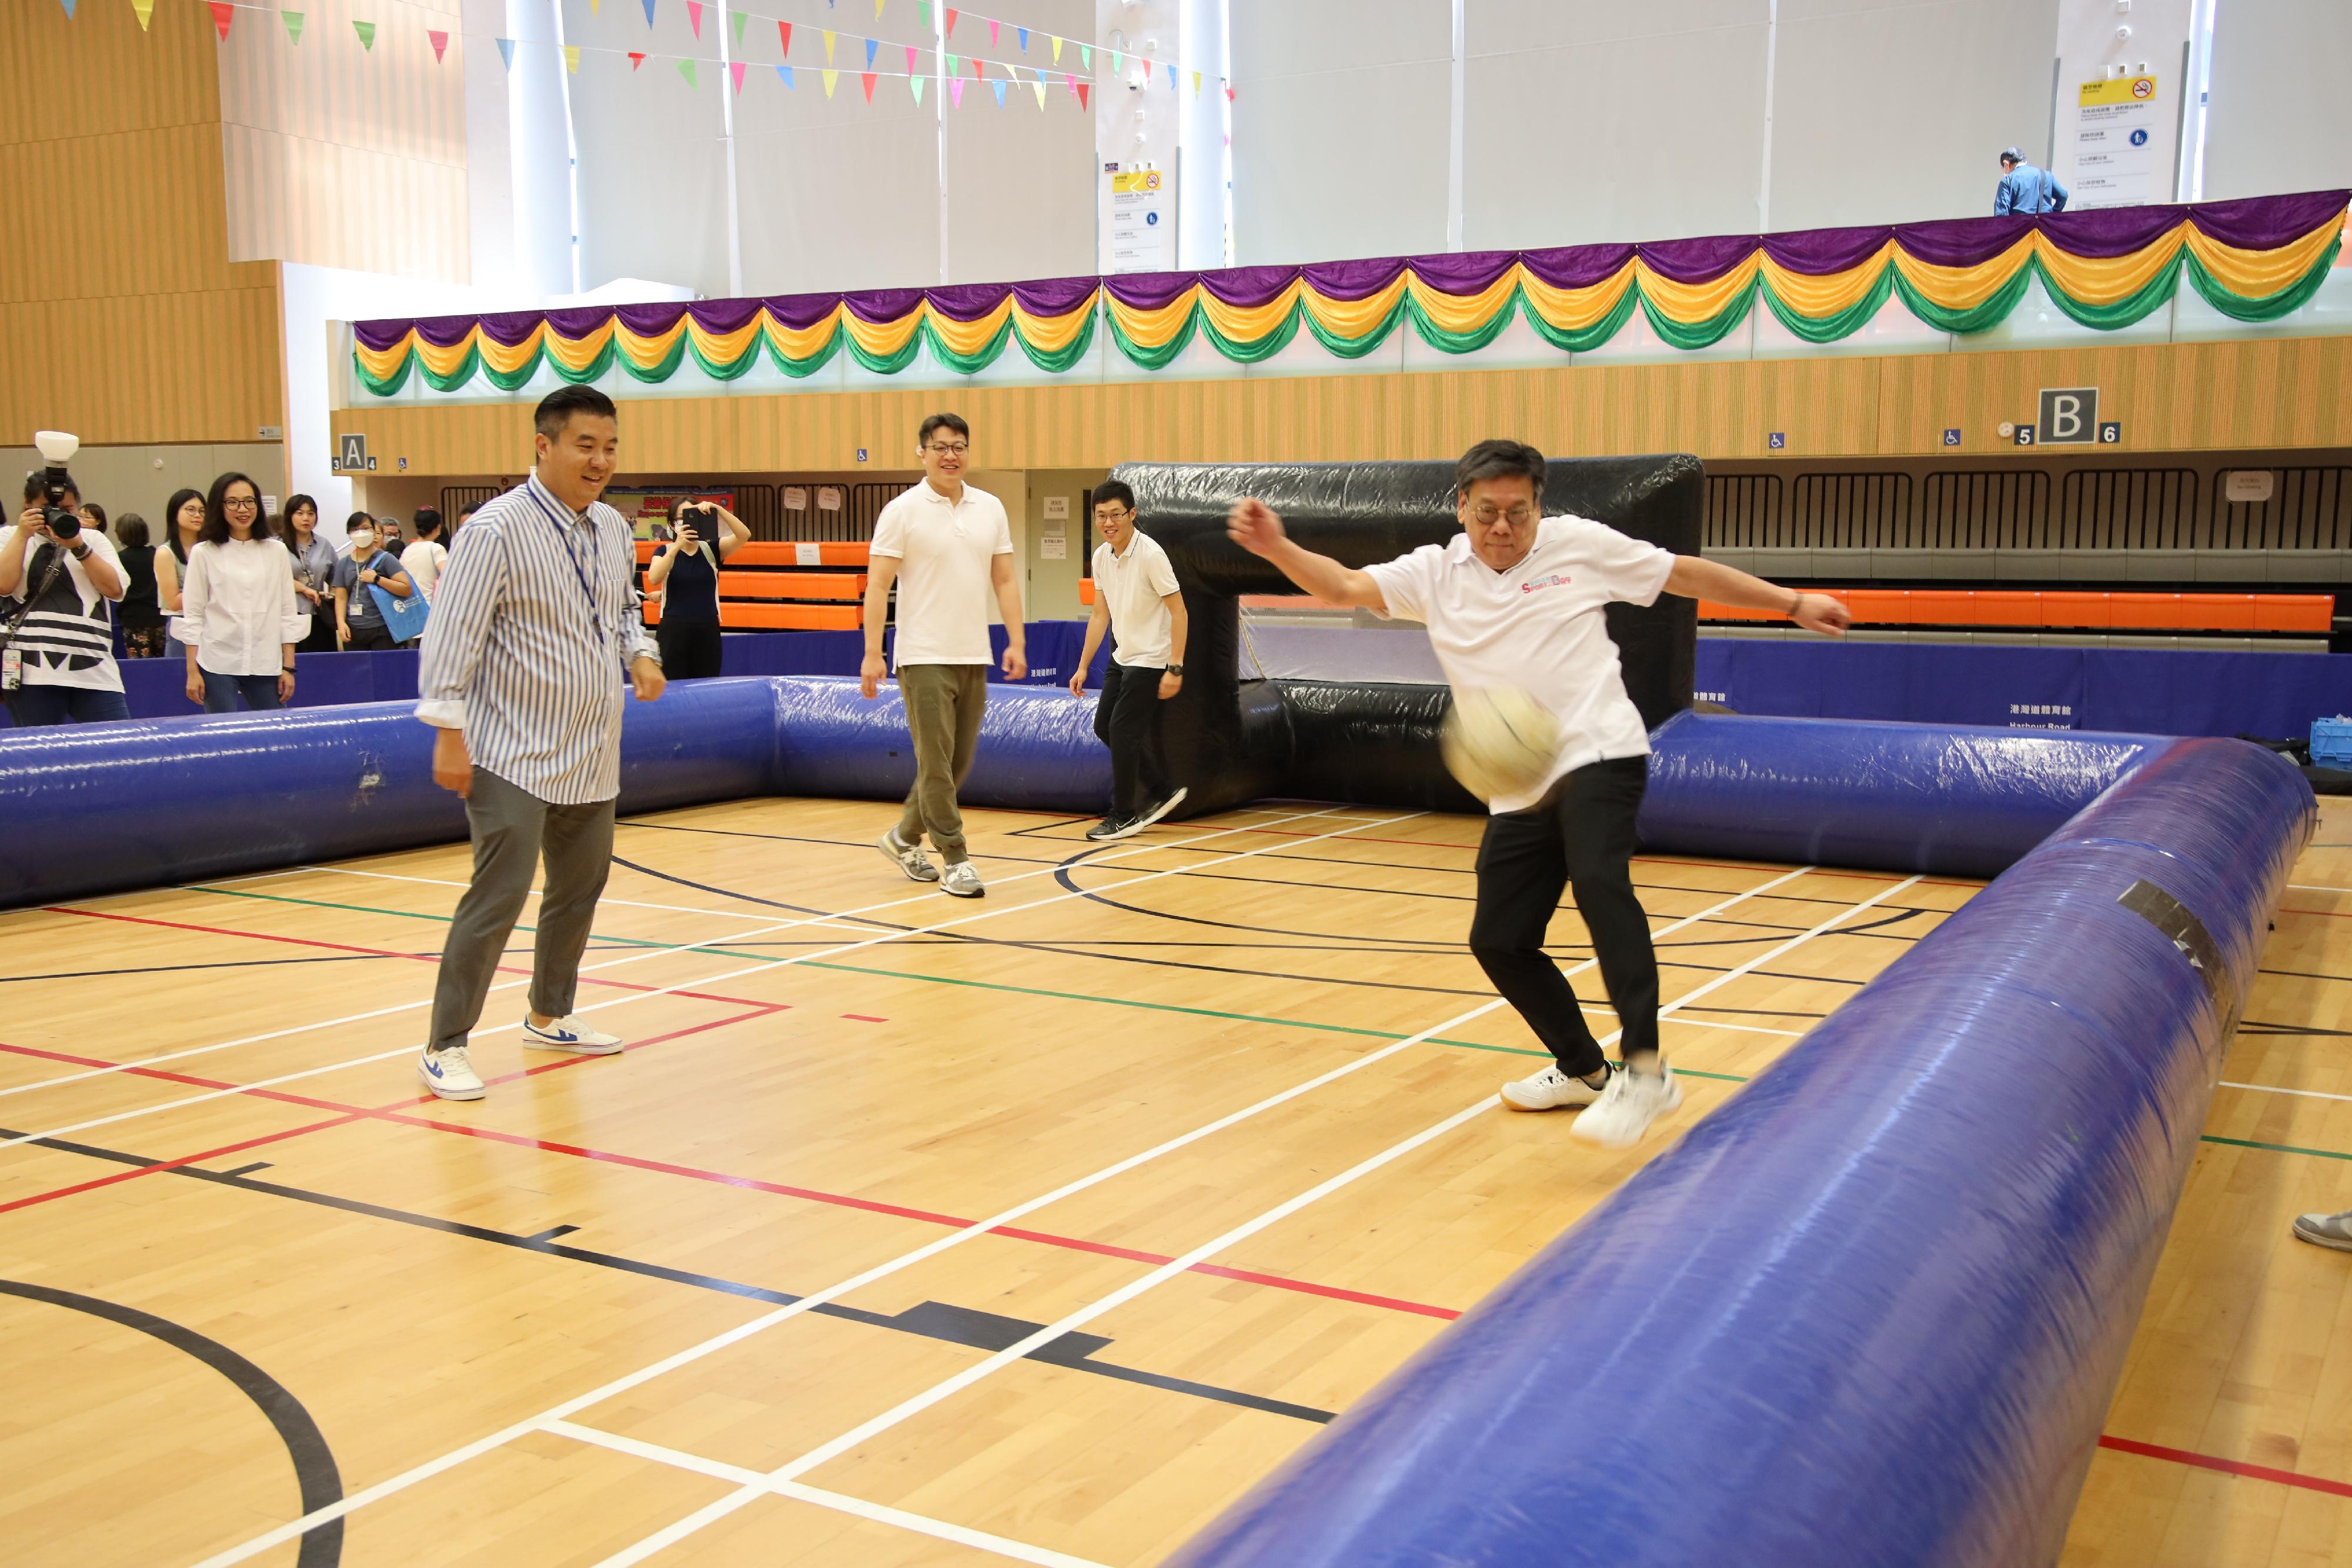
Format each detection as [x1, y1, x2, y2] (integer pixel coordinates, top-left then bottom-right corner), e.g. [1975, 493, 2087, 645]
[1091, 529, 1180, 667]
[870, 480, 1014, 667]
[1365, 514, 1676, 814]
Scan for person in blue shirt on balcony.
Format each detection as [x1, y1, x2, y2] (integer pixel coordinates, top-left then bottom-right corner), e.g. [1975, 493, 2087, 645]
[1994, 147, 2069, 216]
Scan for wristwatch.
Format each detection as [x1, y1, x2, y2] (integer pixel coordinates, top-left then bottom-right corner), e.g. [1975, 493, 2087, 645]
[1167, 663, 1184, 676]
[69, 544, 92, 560]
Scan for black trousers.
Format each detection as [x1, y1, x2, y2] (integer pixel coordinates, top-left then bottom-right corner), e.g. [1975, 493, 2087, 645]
[657, 617, 724, 679]
[1093, 661, 1171, 818]
[1468, 754, 1659, 1077]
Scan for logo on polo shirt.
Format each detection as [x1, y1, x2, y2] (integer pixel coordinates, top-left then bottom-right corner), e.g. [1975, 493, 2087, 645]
[1520, 573, 1573, 593]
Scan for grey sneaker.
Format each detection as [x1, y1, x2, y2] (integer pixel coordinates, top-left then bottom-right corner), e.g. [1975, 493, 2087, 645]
[940, 860, 984, 898]
[2293, 1209, 2352, 1252]
[879, 826, 938, 882]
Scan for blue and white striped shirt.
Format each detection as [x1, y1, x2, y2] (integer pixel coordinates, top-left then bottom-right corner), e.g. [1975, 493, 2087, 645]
[415, 472, 658, 805]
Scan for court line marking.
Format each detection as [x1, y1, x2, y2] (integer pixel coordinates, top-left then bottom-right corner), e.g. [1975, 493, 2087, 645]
[542, 1420, 1111, 1568]
[2220, 1079, 2352, 1105]
[0, 804, 1361, 1110]
[2097, 1435, 2352, 1501]
[586, 871, 1925, 1565]
[181, 864, 1816, 1568]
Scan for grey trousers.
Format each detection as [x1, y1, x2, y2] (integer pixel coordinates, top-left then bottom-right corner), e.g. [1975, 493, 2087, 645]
[427, 767, 616, 1053]
[894, 663, 988, 863]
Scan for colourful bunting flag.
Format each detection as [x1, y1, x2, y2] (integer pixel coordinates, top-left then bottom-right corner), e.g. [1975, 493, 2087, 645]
[1225, 83, 1235, 100]
[679, 57, 697, 87]
[990, 78, 1005, 107]
[1192, 70, 1201, 95]
[777, 63, 794, 87]
[860, 71, 876, 101]
[778, 21, 791, 52]
[565, 45, 580, 72]
[1110, 49, 1121, 75]
[281, 10, 303, 44]
[629, 50, 647, 68]
[946, 53, 957, 75]
[821, 29, 835, 62]
[730, 60, 746, 93]
[1080, 44, 1090, 70]
[988, 18, 997, 47]
[949, 76, 964, 106]
[640, 0, 654, 26]
[132, 0, 155, 32]
[498, 37, 516, 69]
[731, 6, 748, 47]
[1075, 81, 1088, 109]
[352, 18, 374, 49]
[824, 68, 841, 96]
[59, 0, 75, 18]
[944, 8, 957, 38]
[1164, 62, 1175, 89]
[1050, 35, 1061, 63]
[1031, 78, 1045, 108]
[863, 36, 876, 66]
[684, 1, 700, 38]
[1017, 26, 1027, 51]
[873, 0, 882, 15]
[1064, 71, 1075, 96]
[427, 28, 448, 61]
[915, 1, 928, 26]
[969, 56, 981, 78]
[904, 44, 916, 73]
[590, 0, 599, 12]
[206, 0, 232, 38]
[910, 73, 924, 103]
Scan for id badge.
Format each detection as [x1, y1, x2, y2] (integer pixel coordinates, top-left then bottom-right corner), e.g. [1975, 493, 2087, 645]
[2, 646, 19, 691]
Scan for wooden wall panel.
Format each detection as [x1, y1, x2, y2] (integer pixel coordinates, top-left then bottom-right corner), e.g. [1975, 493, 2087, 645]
[333, 336, 2352, 479]
[6, 0, 283, 446]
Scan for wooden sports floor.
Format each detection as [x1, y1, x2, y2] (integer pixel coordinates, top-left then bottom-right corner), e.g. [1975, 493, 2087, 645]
[0, 794, 2346, 1567]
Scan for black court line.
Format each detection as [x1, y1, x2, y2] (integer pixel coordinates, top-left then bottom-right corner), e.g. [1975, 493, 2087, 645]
[2236, 1019, 2352, 1038]
[2260, 967, 2352, 984]
[3, 1122, 1335, 1428]
[0, 1277, 344, 1567]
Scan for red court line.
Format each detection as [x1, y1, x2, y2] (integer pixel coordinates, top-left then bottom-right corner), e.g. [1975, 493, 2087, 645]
[2097, 1435, 2352, 1500]
[0, 1031, 1469, 1321]
[0, 1110, 369, 1215]
[44, 905, 789, 1012]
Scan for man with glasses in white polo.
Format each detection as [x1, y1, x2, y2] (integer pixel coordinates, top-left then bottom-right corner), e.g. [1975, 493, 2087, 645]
[861, 413, 1027, 899]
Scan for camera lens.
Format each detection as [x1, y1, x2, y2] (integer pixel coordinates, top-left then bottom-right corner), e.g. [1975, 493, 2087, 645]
[46, 508, 81, 541]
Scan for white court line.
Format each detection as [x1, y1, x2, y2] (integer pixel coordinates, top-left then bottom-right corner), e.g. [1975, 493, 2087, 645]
[310, 867, 889, 935]
[586, 870, 1920, 1567]
[543, 1422, 1109, 1568]
[0, 804, 1354, 1105]
[182, 864, 1816, 1568]
[1, 807, 1399, 1154]
[2221, 1079, 2352, 1105]
[2288, 883, 2352, 894]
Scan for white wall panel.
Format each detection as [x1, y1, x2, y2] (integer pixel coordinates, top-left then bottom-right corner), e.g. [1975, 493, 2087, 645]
[563, 0, 730, 296]
[943, 0, 1094, 286]
[1232, 0, 1451, 264]
[1462, 0, 1769, 250]
[2203, 0, 2352, 199]
[1770, 0, 2059, 230]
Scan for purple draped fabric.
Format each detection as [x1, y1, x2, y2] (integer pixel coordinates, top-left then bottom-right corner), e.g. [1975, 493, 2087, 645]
[1519, 245, 1635, 289]
[350, 190, 2349, 353]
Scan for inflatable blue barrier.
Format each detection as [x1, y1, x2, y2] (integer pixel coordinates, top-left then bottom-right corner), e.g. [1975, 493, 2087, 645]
[1160, 736, 2314, 1568]
[772, 677, 1110, 811]
[1638, 710, 2179, 877]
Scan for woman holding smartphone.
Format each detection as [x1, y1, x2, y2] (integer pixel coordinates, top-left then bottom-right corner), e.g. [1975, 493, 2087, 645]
[643, 497, 747, 678]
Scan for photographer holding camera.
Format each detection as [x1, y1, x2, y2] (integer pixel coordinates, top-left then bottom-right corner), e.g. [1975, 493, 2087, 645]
[642, 496, 747, 679]
[3, 436, 128, 726]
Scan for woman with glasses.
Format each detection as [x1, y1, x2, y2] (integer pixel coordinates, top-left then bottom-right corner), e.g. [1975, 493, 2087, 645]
[179, 472, 298, 713]
[154, 486, 205, 661]
[275, 494, 338, 654]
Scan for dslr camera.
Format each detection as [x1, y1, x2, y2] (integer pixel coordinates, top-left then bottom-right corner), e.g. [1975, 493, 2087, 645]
[32, 430, 80, 540]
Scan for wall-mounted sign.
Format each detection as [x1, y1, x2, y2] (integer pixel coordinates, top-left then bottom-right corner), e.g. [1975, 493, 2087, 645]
[1043, 495, 1070, 520]
[2225, 471, 2276, 504]
[2037, 387, 2100, 445]
[817, 486, 843, 513]
[783, 486, 809, 511]
[2076, 75, 2161, 209]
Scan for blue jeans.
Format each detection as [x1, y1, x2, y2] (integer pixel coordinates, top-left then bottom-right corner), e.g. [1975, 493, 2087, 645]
[6, 683, 132, 726]
[201, 670, 282, 713]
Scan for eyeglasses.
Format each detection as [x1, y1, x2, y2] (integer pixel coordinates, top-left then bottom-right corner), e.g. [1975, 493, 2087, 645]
[924, 442, 970, 456]
[1468, 503, 1536, 527]
[223, 496, 260, 511]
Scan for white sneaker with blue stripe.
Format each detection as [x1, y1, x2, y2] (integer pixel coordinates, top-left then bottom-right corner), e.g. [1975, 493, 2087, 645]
[417, 1044, 486, 1101]
[521, 1015, 624, 1055]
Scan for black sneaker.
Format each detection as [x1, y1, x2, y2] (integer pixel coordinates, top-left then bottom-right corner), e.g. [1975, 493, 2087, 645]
[1131, 786, 1188, 830]
[1084, 816, 1132, 841]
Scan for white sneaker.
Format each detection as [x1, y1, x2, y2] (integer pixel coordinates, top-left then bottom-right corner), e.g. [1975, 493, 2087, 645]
[1132, 785, 1188, 830]
[2294, 1209, 2352, 1252]
[940, 860, 985, 898]
[879, 827, 939, 882]
[1571, 1064, 1684, 1147]
[522, 1015, 624, 1055]
[417, 1044, 486, 1101]
[1499, 1062, 1611, 1112]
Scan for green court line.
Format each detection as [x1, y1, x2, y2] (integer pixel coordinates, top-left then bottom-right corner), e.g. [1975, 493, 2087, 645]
[2199, 1134, 2352, 1163]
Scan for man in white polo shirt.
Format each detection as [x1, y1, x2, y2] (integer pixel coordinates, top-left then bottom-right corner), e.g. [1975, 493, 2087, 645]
[860, 412, 1027, 898]
[1070, 479, 1188, 840]
[1228, 439, 1850, 1146]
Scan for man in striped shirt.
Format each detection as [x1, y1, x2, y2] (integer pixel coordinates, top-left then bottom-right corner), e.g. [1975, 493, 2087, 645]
[412, 386, 667, 1101]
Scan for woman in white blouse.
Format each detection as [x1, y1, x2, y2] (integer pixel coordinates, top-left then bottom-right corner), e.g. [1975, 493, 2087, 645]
[181, 472, 298, 712]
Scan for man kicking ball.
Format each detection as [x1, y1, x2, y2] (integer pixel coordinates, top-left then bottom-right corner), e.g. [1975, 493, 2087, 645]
[1227, 440, 1850, 1146]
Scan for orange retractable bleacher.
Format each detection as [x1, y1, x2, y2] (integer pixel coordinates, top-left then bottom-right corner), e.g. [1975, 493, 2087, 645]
[636, 539, 871, 631]
[1697, 589, 2334, 634]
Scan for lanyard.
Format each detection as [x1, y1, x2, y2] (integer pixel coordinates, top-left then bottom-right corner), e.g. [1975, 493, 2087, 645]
[532, 486, 607, 646]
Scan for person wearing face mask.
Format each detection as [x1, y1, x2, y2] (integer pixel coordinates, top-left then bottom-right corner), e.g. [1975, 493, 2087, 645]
[2, 469, 128, 725]
[331, 511, 415, 652]
[154, 486, 205, 661]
